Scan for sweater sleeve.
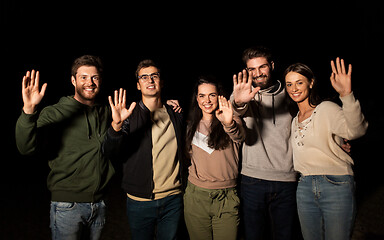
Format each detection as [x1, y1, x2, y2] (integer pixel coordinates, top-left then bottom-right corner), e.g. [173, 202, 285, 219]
[15, 110, 39, 155]
[230, 93, 249, 117]
[330, 92, 368, 140]
[222, 116, 246, 143]
[15, 104, 72, 155]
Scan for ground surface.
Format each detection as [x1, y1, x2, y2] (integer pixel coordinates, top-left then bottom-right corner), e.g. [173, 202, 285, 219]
[1, 172, 384, 240]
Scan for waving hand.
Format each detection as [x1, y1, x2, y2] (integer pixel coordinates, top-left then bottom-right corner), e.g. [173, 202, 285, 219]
[233, 69, 260, 106]
[22, 70, 47, 114]
[215, 96, 234, 126]
[330, 57, 352, 97]
[108, 88, 136, 131]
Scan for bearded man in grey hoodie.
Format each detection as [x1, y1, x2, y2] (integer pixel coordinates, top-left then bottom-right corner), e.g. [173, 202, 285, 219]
[230, 46, 298, 240]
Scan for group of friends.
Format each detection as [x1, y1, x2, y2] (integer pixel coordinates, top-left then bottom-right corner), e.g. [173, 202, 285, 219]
[15, 46, 368, 240]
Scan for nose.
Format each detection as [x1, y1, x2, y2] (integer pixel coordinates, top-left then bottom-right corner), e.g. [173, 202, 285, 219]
[252, 68, 262, 78]
[292, 84, 298, 92]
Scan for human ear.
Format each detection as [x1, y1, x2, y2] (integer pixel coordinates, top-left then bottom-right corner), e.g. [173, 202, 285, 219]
[71, 76, 76, 87]
[310, 79, 314, 89]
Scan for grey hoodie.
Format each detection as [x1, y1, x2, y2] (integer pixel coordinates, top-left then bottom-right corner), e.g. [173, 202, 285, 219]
[230, 80, 297, 182]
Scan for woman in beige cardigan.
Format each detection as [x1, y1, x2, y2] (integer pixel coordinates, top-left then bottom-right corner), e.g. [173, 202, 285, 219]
[284, 58, 368, 240]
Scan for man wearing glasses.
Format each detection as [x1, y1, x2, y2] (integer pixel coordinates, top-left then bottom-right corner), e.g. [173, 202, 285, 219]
[102, 59, 185, 240]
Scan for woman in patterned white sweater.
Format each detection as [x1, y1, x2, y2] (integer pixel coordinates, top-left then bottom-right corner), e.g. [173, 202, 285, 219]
[284, 58, 368, 240]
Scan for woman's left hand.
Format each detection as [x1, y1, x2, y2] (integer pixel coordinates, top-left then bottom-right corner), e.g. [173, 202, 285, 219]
[216, 96, 234, 126]
[330, 57, 352, 97]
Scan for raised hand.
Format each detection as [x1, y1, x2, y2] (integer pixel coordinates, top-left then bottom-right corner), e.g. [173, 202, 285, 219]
[22, 70, 47, 114]
[330, 57, 352, 97]
[108, 88, 136, 131]
[232, 69, 261, 107]
[215, 96, 234, 126]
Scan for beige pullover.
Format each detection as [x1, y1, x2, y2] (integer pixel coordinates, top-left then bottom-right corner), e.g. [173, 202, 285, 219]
[188, 117, 245, 189]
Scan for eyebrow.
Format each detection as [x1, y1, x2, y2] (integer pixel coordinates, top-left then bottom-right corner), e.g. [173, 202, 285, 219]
[286, 78, 304, 83]
[79, 74, 99, 77]
[248, 63, 269, 69]
[198, 92, 218, 96]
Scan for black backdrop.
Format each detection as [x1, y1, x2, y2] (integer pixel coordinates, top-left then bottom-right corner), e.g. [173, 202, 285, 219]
[1, 0, 383, 239]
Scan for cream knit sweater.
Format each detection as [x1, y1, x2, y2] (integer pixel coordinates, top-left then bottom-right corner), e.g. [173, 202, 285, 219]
[291, 93, 368, 176]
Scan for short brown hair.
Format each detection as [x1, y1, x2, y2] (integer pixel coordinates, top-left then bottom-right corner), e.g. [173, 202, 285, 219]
[135, 59, 160, 79]
[71, 55, 103, 78]
[242, 46, 273, 65]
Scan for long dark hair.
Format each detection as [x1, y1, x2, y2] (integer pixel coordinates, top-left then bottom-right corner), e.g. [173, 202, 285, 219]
[283, 63, 323, 114]
[185, 76, 231, 151]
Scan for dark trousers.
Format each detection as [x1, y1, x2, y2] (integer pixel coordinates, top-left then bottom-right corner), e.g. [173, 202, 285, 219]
[240, 175, 298, 240]
[126, 194, 183, 240]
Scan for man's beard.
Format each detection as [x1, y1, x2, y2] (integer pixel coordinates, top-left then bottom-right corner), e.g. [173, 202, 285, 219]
[252, 74, 271, 90]
[76, 86, 99, 101]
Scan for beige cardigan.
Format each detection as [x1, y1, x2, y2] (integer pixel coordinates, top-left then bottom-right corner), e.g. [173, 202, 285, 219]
[291, 93, 368, 176]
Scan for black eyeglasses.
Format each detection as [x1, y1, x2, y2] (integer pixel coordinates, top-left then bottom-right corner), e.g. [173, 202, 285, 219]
[138, 72, 160, 81]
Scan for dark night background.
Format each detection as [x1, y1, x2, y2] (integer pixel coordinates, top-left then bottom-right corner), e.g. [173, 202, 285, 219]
[1, 0, 383, 239]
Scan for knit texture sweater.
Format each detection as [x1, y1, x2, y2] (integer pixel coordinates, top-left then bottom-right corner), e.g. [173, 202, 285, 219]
[291, 93, 368, 176]
[15, 96, 114, 202]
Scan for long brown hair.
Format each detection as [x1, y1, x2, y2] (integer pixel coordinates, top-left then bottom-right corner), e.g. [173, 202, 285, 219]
[185, 76, 231, 151]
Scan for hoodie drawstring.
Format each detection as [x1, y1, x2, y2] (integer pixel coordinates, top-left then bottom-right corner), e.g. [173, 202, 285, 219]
[84, 107, 102, 139]
[256, 91, 276, 125]
[84, 111, 91, 139]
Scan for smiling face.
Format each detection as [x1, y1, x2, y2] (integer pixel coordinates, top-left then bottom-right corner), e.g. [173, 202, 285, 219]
[196, 83, 218, 118]
[246, 57, 274, 89]
[285, 71, 314, 103]
[136, 66, 162, 98]
[71, 65, 101, 105]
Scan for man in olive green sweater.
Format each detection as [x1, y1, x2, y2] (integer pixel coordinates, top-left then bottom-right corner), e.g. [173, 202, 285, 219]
[15, 55, 114, 240]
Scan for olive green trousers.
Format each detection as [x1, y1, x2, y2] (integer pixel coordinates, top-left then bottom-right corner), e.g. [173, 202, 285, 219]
[183, 181, 240, 240]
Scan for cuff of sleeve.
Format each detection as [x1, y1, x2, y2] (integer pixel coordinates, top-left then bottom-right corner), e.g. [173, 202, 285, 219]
[222, 120, 236, 131]
[107, 126, 124, 138]
[233, 102, 247, 110]
[339, 92, 356, 105]
[19, 109, 38, 123]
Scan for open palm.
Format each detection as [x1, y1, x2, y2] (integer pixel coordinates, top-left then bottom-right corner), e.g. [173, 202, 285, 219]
[233, 69, 260, 106]
[22, 70, 47, 114]
[215, 96, 234, 126]
[330, 57, 352, 97]
[109, 88, 136, 131]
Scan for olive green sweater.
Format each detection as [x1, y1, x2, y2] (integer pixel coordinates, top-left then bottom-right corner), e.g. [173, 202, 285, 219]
[15, 96, 114, 202]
